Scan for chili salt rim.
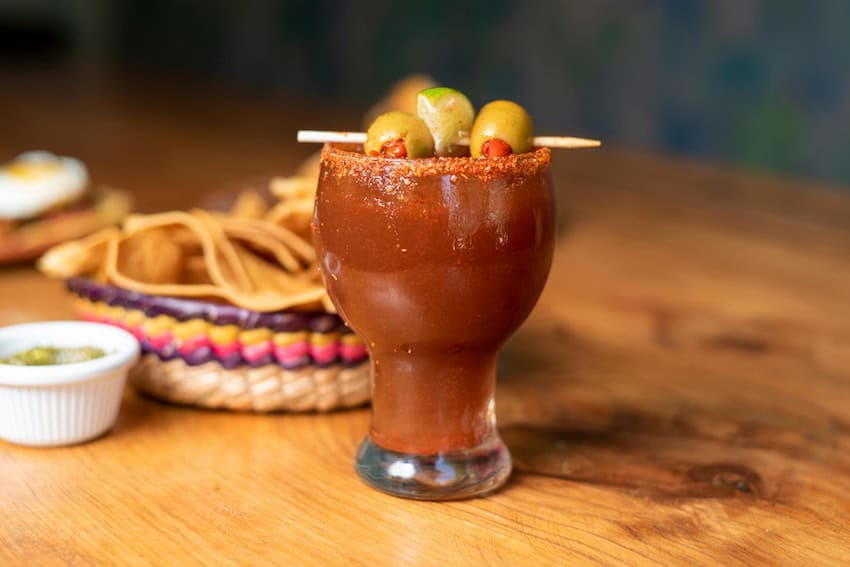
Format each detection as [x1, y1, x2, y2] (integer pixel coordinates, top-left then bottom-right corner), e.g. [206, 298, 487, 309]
[320, 144, 551, 183]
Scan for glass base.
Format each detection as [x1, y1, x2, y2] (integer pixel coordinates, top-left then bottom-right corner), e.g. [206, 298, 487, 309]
[355, 434, 512, 500]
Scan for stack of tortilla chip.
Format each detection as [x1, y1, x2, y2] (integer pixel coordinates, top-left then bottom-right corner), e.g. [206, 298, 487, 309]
[39, 190, 331, 313]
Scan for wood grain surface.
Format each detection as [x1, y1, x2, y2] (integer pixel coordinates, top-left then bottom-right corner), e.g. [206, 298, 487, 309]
[1, 67, 850, 566]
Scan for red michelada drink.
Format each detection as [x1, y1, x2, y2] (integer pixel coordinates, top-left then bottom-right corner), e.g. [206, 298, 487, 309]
[313, 89, 556, 499]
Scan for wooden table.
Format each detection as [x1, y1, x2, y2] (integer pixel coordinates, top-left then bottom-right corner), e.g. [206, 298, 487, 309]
[2, 68, 850, 565]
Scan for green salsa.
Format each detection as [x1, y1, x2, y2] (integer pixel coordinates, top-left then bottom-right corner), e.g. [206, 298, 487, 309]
[0, 346, 107, 366]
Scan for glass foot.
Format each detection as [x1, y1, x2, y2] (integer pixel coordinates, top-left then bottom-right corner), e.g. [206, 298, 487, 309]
[355, 434, 512, 500]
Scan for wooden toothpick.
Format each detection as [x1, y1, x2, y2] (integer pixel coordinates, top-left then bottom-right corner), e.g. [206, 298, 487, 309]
[297, 130, 601, 149]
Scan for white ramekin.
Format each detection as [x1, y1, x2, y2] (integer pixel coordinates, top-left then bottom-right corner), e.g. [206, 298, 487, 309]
[0, 321, 140, 447]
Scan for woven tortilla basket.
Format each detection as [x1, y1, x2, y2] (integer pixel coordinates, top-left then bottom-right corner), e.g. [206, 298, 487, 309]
[66, 277, 370, 412]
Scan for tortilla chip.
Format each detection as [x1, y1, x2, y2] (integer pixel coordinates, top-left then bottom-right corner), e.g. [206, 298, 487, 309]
[229, 190, 268, 219]
[37, 226, 117, 279]
[116, 228, 184, 285]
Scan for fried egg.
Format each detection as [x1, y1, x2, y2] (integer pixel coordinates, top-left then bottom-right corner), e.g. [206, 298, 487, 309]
[0, 151, 89, 219]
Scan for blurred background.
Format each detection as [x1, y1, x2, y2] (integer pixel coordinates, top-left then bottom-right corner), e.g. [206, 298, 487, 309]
[2, 0, 850, 187]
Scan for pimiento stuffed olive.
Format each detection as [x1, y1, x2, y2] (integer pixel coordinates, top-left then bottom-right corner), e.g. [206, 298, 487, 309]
[364, 111, 435, 158]
[470, 100, 534, 158]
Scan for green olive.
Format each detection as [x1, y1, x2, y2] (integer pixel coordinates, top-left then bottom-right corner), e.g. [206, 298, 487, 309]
[469, 100, 534, 158]
[416, 87, 475, 156]
[364, 111, 434, 158]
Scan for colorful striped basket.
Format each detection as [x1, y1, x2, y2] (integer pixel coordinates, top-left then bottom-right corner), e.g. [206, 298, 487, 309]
[66, 277, 370, 412]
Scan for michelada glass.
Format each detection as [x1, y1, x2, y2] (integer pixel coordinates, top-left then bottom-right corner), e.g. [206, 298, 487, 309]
[313, 144, 555, 499]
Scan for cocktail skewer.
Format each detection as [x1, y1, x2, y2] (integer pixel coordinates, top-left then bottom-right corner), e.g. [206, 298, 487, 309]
[528, 135, 601, 149]
[297, 131, 367, 144]
[297, 130, 601, 149]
